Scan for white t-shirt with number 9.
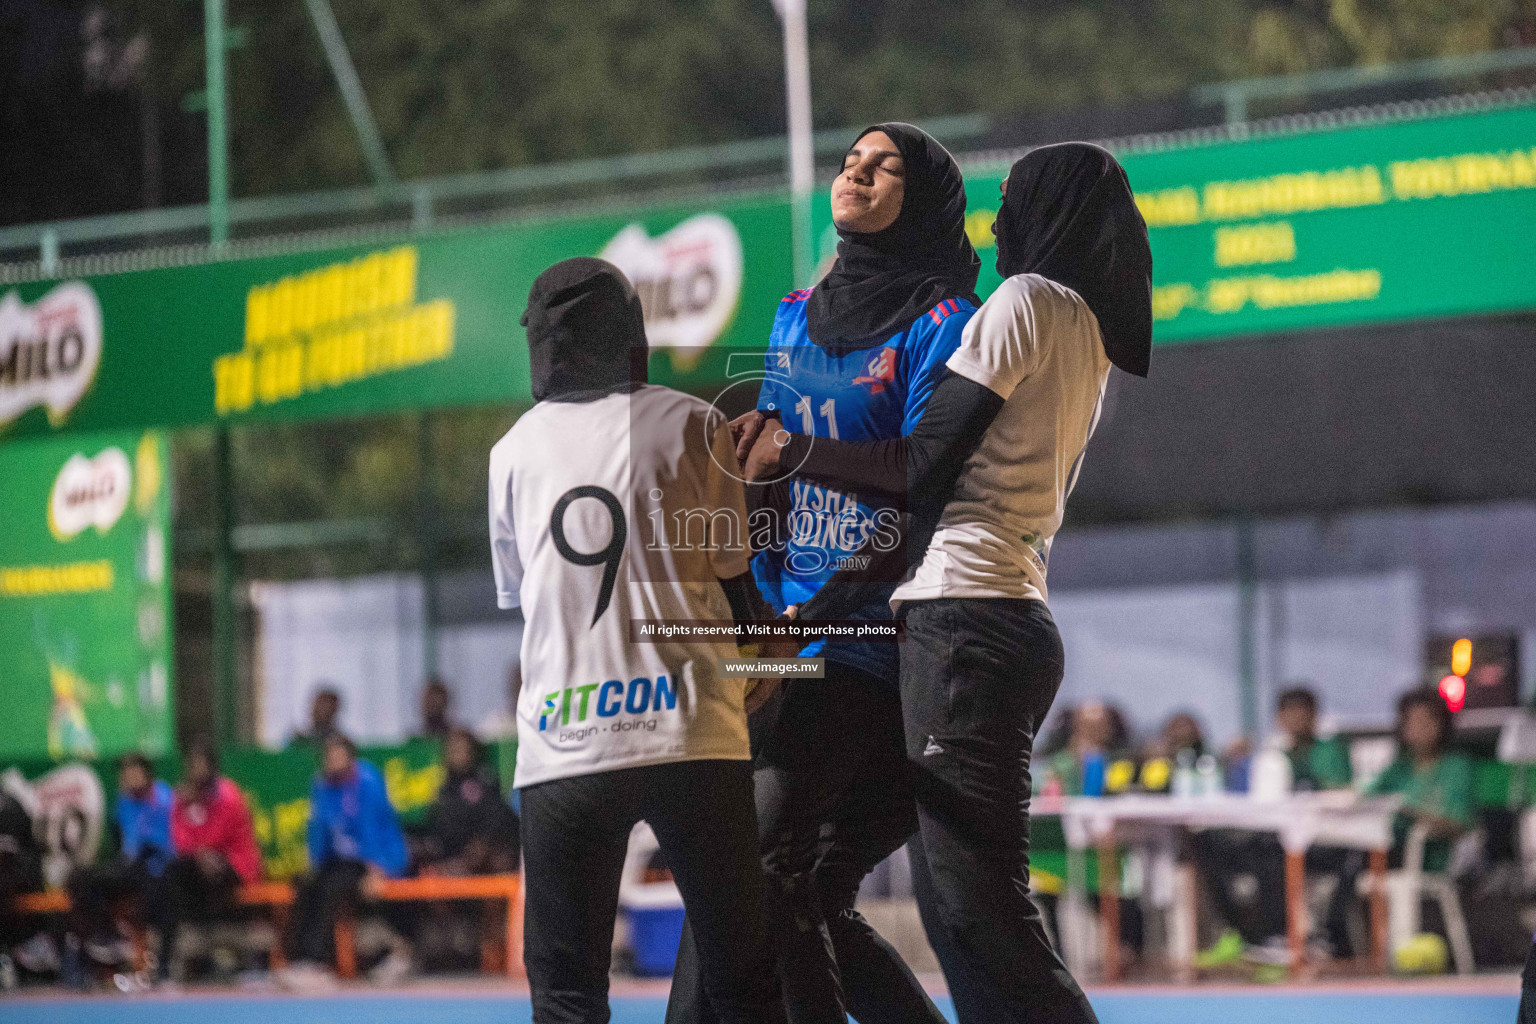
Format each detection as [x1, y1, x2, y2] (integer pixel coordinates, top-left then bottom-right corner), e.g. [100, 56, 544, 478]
[489, 384, 752, 788]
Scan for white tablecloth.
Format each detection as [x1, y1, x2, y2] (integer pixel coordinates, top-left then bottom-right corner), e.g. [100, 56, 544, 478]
[1056, 791, 1401, 853]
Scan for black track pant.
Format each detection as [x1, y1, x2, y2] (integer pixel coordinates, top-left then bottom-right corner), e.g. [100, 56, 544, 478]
[521, 759, 784, 1024]
[67, 861, 154, 942]
[666, 664, 945, 1024]
[158, 854, 242, 976]
[901, 598, 1097, 1024]
[67, 859, 198, 975]
[290, 858, 367, 965]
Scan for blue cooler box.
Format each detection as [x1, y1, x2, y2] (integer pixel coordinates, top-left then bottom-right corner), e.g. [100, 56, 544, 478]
[626, 902, 687, 976]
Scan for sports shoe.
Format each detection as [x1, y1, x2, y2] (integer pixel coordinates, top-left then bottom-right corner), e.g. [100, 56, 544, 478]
[1245, 936, 1292, 966]
[13, 932, 60, 975]
[275, 960, 339, 994]
[1194, 928, 1245, 969]
[85, 934, 132, 967]
[368, 949, 412, 987]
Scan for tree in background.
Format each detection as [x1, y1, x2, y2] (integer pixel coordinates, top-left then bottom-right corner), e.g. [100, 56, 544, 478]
[6, 0, 1534, 225]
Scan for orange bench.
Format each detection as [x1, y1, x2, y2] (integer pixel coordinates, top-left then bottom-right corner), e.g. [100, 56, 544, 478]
[8, 888, 152, 970]
[9, 890, 69, 914]
[336, 874, 524, 979]
[7, 873, 523, 980]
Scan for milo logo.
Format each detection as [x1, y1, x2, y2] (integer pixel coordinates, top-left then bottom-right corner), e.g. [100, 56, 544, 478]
[600, 214, 743, 354]
[0, 282, 103, 429]
[49, 447, 131, 540]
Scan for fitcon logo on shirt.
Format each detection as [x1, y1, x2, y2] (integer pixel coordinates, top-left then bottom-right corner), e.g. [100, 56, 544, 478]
[539, 675, 679, 740]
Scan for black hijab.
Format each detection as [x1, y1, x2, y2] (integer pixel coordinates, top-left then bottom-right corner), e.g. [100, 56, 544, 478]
[522, 257, 648, 402]
[805, 122, 980, 352]
[994, 142, 1153, 377]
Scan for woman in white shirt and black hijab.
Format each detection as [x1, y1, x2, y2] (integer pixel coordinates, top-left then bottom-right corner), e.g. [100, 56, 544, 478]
[746, 142, 1153, 1024]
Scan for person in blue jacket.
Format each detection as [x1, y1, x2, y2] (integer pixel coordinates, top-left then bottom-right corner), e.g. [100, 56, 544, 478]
[66, 752, 174, 973]
[668, 122, 977, 1024]
[287, 732, 407, 969]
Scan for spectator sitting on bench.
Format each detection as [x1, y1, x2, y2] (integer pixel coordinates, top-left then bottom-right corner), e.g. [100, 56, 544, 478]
[417, 728, 519, 876]
[284, 733, 409, 982]
[66, 753, 173, 976]
[410, 728, 519, 972]
[162, 736, 263, 980]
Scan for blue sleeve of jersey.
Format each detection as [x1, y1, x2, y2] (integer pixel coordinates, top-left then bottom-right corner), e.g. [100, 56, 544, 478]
[899, 307, 972, 435]
[757, 351, 787, 418]
[756, 302, 795, 417]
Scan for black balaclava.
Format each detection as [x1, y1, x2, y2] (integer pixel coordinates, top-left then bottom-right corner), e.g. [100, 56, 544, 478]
[522, 257, 648, 402]
[805, 122, 980, 353]
[994, 142, 1154, 377]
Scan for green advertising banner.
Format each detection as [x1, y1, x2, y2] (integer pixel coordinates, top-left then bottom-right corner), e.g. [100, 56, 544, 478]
[950, 100, 1536, 343]
[0, 429, 173, 760]
[0, 193, 792, 440]
[3, 100, 1535, 441]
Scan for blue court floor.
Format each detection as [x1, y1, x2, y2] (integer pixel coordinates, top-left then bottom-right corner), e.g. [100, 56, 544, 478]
[0, 988, 1518, 1024]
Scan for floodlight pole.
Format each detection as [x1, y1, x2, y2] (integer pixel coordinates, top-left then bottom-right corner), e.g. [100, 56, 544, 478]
[212, 427, 238, 743]
[1236, 516, 1259, 741]
[204, 0, 239, 742]
[303, 0, 395, 187]
[774, 0, 815, 287]
[203, 0, 229, 244]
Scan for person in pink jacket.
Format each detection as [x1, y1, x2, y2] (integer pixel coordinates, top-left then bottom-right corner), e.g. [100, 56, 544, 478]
[159, 736, 262, 979]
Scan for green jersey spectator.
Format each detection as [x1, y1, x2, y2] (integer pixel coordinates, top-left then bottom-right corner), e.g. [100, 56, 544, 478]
[1275, 687, 1353, 791]
[1365, 687, 1475, 872]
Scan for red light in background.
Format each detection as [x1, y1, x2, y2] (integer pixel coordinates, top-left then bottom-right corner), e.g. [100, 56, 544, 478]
[1439, 674, 1467, 713]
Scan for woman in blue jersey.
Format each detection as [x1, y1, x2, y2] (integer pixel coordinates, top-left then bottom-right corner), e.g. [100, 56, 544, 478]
[747, 143, 1153, 1024]
[667, 123, 978, 1024]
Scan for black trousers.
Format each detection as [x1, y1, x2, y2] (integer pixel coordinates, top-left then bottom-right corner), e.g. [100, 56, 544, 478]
[0, 851, 44, 947]
[158, 854, 242, 975]
[1193, 831, 1361, 953]
[901, 598, 1097, 1024]
[521, 758, 783, 1024]
[67, 860, 155, 941]
[68, 859, 209, 974]
[666, 664, 944, 1024]
[290, 858, 367, 965]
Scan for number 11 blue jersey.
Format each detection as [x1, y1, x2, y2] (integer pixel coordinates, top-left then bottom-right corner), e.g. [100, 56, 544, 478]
[752, 289, 975, 684]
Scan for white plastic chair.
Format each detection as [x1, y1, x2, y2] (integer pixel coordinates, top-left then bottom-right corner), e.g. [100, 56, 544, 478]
[1379, 822, 1476, 975]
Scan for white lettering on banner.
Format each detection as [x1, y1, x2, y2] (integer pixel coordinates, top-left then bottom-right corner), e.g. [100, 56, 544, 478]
[600, 213, 744, 357]
[49, 447, 131, 540]
[0, 282, 103, 429]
